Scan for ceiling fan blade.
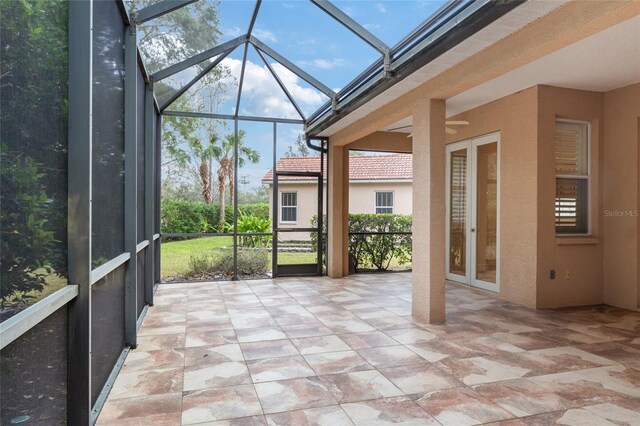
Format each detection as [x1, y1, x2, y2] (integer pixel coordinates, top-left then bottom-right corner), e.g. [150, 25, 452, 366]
[387, 125, 413, 132]
[445, 127, 458, 135]
[445, 120, 469, 126]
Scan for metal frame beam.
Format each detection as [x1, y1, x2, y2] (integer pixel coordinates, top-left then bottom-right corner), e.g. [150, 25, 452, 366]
[254, 46, 305, 120]
[133, 0, 198, 25]
[67, 1, 93, 423]
[160, 46, 236, 111]
[154, 113, 162, 285]
[310, 0, 389, 55]
[162, 110, 304, 124]
[234, 43, 250, 118]
[247, 0, 262, 37]
[151, 35, 247, 82]
[123, 21, 138, 348]
[144, 83, 156, 306]
[232, 118, 239, 280]
[250, 37, 335, 99]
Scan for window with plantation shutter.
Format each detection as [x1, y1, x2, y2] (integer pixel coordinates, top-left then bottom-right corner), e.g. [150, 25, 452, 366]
[281, 192, 297, 222]
[375, 191, 394, 214]
[555, 120, 589, 234]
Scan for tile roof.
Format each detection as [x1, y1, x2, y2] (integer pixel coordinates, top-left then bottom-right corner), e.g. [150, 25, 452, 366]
[262, 153, 412, 182]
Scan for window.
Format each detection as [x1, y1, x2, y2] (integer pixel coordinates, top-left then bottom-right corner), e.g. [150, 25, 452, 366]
[375, 191, 394, 214]
[555, 120, 589, 234]
[281, 192, 297, 222]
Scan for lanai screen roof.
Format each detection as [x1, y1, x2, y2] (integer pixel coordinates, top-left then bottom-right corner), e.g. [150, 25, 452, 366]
[127, 0, 527, 136]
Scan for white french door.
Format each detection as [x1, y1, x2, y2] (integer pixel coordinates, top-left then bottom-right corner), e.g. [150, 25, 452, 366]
[445, 132, 500, 292]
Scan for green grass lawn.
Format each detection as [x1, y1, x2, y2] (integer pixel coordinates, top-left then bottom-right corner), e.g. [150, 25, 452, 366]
[160, 237, 319, 279]
[160, 237, 410, 280]
[161, 236, 232, 278]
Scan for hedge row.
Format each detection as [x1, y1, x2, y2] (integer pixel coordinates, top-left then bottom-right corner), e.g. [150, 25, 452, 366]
[311, 213, 412, 272]
[161, 200, 269, 234]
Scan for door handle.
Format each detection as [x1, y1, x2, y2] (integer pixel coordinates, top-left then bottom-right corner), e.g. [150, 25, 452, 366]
[470, 228, 476, 233]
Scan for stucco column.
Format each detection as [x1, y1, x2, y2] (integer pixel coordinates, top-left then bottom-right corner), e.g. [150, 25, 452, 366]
[412, 98, 446, 323]
[328, 144, 349, 277]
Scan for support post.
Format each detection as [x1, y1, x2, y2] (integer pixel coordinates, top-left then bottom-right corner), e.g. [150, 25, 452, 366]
[124, 22, 138, 346]
[412, 98, 446, 324]
[327, 144, 349, 277]
[144, 83, 155, 305]
[271, 122, 278, 277]
[67, 0, 93, 422]
[155, 114, 162, 284]
[232, 118, 239, 280]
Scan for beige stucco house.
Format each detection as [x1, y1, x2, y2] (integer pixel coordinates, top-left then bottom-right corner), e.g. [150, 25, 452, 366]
[263, 154, 412, 241]
[316, 1, 640, 323]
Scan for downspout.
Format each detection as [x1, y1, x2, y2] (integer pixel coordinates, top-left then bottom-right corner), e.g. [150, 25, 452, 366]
[306, 137, 328, 153]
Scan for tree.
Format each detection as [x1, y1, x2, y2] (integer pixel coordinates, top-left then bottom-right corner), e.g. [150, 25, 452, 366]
[127, 0, 221, 74]
[128, 0, 237, 205]
[161, 96, 219, 203]
[212, 130, 260, 228]
[285, 134, 317, 157]
[1, 0, 68, 308]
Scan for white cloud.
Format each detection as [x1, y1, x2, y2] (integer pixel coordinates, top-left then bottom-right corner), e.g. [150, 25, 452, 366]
[253, 28, 278, 43]
[298, 58, 345, 70]
[219, 58, 326, 119]
[376, 3, 387, 13]
[223, 26, 244, 38]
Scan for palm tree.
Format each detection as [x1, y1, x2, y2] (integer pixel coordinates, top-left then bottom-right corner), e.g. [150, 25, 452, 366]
[212, 130, 260, 228]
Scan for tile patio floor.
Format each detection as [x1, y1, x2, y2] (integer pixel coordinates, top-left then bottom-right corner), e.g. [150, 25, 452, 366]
[98, 273, 640, 425]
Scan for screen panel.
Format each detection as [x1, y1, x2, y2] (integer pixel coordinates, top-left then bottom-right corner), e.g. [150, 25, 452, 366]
[137, 250, 146, 316]
[92, 0, 126, 267]
[91, 266, 126, 406]
[0, 306, 68, 424]
[137, 66, 146, 243]
[0, 0, 69, 318]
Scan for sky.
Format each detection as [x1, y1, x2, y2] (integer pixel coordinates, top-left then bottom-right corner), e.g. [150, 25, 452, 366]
[154, 0, 447, 192]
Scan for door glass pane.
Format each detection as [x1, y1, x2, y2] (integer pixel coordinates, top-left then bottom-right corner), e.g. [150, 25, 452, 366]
[476, 143, 498, 283]
[449, 149, 467, 275]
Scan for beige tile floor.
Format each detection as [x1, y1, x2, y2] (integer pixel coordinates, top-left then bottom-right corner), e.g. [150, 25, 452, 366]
[97, 273, 640, 425]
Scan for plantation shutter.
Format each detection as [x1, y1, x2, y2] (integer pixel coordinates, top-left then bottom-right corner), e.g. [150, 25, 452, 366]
[555, 121, 589, 234]
[281, 192, 297, 222]
[375, 192, 393, 214]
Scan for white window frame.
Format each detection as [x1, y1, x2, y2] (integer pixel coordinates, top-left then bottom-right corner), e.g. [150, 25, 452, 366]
[555, 119, 591, 236]
[280, 191, 298, 224]
[375, 191, 394, 214]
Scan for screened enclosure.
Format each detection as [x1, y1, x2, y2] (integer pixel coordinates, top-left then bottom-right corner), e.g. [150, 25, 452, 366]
[0, 0, 514, 422]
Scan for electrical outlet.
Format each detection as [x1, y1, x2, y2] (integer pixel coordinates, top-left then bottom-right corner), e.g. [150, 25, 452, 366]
[565, 270, 572, 280]
[550, 269, 555, 279]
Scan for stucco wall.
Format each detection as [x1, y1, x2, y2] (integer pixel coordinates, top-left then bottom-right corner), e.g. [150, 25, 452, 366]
[602, 83, 640, 311]
[445, 86, 539, 308]
[268, 180, 412, 241]
[267, 182, 325, 242]
[349, 182, 412, 215]
[445, 84, 639, 310]
[536, 86, 604, 309]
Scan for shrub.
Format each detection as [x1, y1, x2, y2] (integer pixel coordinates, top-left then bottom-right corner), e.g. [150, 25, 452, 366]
[161, 200, 269, 235]
[185, 248, 269, 278]
[186, 253, 212, 276]
[1, 147, 60, 307]
[237, 203, 269, 220]
[211, 248, 269, 276]
[237, 212, 272, 247]
[237, 248, 269, 276]
[311, 213, 412, 272]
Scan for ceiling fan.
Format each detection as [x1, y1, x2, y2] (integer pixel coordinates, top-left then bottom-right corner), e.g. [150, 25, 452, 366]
[388, 120, 470, 137]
